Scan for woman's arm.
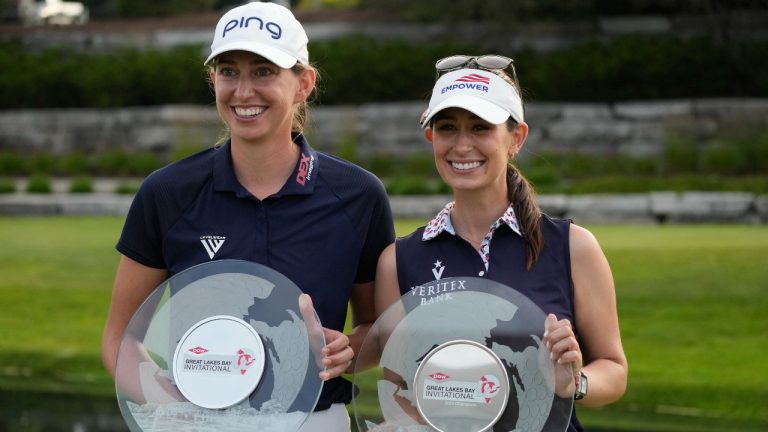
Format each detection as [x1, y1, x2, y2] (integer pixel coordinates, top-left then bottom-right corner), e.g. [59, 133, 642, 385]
[101, 255, 168, 377]
[568, 223, 628, 407]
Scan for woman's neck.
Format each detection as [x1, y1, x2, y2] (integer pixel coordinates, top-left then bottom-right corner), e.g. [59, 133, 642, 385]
[230, 135, 301, 200]
[451, 187, 510, 250]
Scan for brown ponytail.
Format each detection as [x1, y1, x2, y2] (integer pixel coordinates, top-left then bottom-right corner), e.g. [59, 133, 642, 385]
[506, 162, 543, 269]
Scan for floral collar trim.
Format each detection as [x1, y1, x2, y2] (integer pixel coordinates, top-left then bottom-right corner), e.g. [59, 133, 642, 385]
[422, 201, 522, 241]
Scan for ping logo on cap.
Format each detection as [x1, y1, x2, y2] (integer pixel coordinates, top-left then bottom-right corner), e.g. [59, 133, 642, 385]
[440, 74, 491, 94]
[222, 15, 282, 40]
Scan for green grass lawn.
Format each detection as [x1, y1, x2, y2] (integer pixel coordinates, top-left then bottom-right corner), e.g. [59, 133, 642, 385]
[0, 217, 766, 431]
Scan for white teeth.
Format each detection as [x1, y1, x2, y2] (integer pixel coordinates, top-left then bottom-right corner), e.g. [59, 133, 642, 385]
[452, 161, 482, 170]
[234, 107, 265, 117]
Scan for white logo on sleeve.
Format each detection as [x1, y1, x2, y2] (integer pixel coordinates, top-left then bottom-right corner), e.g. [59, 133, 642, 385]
[200, 235, 226, 259]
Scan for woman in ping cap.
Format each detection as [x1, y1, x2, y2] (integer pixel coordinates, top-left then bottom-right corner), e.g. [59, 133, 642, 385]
[374, 55, 628, 431]
[102, 3, 393, 430]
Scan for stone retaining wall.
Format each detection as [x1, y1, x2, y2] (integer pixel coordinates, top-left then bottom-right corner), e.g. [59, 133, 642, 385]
[2, 192, 766, 223]
[2, 99, 767, 159]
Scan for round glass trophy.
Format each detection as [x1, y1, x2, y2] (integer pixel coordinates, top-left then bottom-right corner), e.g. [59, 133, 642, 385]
[352, 277, 573, 432]
[115, 259, 325, 432]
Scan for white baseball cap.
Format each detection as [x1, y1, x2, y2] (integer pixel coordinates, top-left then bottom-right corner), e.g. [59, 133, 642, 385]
[420, 68, 524, 128]
[205, 2, 309, 68]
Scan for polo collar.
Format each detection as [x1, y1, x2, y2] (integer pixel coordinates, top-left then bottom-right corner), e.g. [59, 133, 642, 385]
[213, 134, 319, 198]
[422, 201, 522, 241]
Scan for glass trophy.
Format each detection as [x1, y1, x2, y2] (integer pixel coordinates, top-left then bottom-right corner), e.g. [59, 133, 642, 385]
[114, 259, 325, 432]
[352, 277, 574, 432]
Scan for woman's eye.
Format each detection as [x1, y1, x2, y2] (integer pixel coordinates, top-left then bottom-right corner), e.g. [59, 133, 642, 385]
[436, 123, 456, 131]
[219, 67, 237, 77]
[254, 67, 275, 77]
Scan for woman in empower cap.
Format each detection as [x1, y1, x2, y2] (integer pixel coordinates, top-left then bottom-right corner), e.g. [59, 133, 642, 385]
[375, 55, 628, 430]
[101, 2, 394, 430]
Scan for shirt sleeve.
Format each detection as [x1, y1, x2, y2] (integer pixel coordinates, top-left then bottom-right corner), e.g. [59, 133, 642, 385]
[354, 176, 395, 283]
[115, 176, 166, 269]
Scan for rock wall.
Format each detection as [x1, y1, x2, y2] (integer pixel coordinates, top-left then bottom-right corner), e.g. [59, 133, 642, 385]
[2, 99, 767, 159]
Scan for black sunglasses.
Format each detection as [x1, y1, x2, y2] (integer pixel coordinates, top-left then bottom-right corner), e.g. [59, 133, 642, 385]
[435, 54, 521, 94]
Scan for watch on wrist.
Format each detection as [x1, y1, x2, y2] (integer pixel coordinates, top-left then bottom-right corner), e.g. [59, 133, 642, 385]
[574, 370, 588, 400]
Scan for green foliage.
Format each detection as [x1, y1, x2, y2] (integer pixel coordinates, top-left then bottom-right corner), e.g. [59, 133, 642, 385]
[310, 36, 477, 105]
[385, 175, 444, 195]
[0, 179, 15, 194]
[0, 152, 25, 175]
[335, 129, 360, 163]
[68, 176, 94, 193]
[663, 131, 701, 173]
[700, 142, 747, 175]
[115, 0, 216, 18]
[92, 150, 162, 176]
[2, 34, 768, 108]
[25, 174, 52, 194]
[114, 181, 141, 195]
[0, 42, 211, 109]
[59, 153, 91, 176]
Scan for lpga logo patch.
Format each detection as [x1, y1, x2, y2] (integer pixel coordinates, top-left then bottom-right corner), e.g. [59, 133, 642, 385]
[441, 74, 491, 94]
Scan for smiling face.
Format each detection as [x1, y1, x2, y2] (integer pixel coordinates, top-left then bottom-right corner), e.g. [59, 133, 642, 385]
[209, 51, 314, 146]
[427, 107, 527, 196]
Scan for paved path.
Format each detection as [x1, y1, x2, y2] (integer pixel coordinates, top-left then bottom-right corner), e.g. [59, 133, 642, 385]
[1, 190, 766, 223]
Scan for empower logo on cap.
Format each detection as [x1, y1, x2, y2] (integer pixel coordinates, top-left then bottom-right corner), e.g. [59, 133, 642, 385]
[440, 74, 491, 95]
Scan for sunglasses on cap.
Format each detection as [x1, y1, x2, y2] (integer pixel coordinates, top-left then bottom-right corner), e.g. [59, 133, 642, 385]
[435, 54, 521, 94]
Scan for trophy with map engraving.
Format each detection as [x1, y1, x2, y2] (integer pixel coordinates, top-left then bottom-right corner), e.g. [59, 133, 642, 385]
[352, 277, 574, 432]
[114, 260, 325, 432]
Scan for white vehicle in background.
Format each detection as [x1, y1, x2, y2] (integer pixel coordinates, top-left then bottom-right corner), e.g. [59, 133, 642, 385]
[18, 0, 89, 25]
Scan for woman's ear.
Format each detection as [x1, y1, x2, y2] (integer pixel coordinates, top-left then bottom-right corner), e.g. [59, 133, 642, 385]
[425, 127, 433, 143]
[509, 121, 529, 157]
[295, 67, 317, 103]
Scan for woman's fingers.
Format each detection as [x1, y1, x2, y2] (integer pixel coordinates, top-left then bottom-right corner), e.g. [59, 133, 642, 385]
[319, 328, 354, 381]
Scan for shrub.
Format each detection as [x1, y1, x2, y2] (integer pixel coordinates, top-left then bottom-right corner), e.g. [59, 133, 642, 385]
[0, 179, 15, 193]
[115, 182, 140, 195]
[59, 154, 91, 176]
[26, 175, 52, 194]
[700, 142, 747, 176]
[364, 153, 397, 177]
[663, 132, 700, 173]
[29, 153, 56, 175]
[125, 153, 163, 176]
[0, 152, 26, 175]
[385, 176, 442, 195]
[68, 176, 94, 193]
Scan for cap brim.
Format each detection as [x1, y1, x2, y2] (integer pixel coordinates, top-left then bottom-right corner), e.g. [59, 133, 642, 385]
[204, 41, 298, 68]
[421, 95, 511, 128]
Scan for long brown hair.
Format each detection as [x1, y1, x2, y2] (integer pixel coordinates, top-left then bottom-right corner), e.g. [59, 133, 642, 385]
[492, 66, 542, 269]
[505, 145, 543, 269]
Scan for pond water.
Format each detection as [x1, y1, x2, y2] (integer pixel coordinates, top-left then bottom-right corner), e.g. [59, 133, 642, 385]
[0, 391, 128, 431]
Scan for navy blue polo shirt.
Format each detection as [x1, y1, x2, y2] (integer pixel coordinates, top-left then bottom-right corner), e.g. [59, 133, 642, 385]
[117, 134, 395, 410]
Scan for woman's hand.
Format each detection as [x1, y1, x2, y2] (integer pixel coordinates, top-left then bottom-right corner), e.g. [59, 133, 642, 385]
[543, 313, 582, 398]
[298, 293, 355, 381]
[319, 327, 355, 381]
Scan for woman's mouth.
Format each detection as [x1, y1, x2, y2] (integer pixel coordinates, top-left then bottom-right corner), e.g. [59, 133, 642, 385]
[451, 161, 483, 171]
[233, 106, 266, 118]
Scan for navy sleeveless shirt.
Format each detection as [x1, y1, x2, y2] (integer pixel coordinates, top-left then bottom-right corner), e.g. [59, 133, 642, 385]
[395, 211, 584, 431]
